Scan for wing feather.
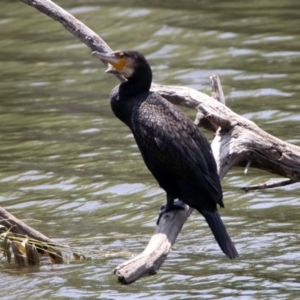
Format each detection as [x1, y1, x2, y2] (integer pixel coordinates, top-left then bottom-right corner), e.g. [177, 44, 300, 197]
[131, 93, 220, 197]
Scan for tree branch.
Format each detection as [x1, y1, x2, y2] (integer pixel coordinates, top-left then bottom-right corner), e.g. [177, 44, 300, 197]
[241, 178, 296, 193]
[18, 0, 300, 284]
[209, 74, 226, 105]
[20, 0, 126, 82]
[0, 207, 63, 263]
[114, 206, 193, 284]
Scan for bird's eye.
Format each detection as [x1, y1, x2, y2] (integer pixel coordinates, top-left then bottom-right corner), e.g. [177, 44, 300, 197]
[119, 52, 124, 58]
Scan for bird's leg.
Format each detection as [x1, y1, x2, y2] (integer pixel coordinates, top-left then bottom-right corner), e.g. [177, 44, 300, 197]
[156, 195, 186, 225]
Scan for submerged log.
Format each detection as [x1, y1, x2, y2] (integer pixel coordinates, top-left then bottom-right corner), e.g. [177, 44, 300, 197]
[0, 206, 63, 263]
[16, 0, 300, 284]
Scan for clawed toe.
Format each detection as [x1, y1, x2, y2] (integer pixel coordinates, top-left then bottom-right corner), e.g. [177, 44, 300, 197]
[156, 199, 186, 225]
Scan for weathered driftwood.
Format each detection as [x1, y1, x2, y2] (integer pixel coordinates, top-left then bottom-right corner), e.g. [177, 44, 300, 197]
[0, 207, 63, 263]
[241, 178, 295, 193]
[114, 205, 193, 284]
[17, 0, 300, 284]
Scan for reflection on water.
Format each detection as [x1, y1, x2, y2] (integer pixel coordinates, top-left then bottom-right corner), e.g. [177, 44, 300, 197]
[1, 0, 300, 299]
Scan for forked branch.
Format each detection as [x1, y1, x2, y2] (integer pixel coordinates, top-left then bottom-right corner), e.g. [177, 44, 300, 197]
[16, 0, 300, 284]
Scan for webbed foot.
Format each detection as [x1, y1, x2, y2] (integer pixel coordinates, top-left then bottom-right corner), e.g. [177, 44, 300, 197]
[156, 200, 186, 225]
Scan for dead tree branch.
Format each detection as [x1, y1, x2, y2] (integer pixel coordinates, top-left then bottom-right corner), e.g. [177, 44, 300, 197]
[241, 178, 296, 193]
[209, 74, 226, 105]
[0, 207, 63, 263]
[114, 205, 193, 284]
[18, 0, 300, 284]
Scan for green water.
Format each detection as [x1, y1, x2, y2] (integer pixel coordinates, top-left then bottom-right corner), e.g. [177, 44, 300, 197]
[1, 0, 300, 299]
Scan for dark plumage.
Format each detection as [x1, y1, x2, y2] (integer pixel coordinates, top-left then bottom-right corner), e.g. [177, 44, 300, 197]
[94, 50, 238, 259]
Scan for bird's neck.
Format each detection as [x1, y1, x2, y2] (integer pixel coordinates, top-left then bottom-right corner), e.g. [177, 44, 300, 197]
[119, 66, 152, 99]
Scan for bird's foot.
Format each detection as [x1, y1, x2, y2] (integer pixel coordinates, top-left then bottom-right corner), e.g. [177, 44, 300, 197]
[156, 200, 186, 225]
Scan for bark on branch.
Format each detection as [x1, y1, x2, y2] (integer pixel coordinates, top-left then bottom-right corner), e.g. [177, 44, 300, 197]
[17, 0, 300, 284]
[0, 207, 63, 263]
[241, 178, 296, 192]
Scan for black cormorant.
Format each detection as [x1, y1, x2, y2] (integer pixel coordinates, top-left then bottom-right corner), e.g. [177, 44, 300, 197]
[94, 50, 238, 259]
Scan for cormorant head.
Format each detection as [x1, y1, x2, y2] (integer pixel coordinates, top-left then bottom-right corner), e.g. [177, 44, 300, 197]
[92, 50, 150, 79]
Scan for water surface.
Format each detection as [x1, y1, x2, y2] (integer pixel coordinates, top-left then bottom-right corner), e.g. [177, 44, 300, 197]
[1, 0, 300, 299]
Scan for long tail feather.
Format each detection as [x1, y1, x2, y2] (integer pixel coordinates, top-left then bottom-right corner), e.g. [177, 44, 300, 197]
[201, 209, 238, 259]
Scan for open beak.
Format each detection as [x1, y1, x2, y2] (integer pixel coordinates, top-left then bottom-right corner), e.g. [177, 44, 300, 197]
[92, 51, 126, 72]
